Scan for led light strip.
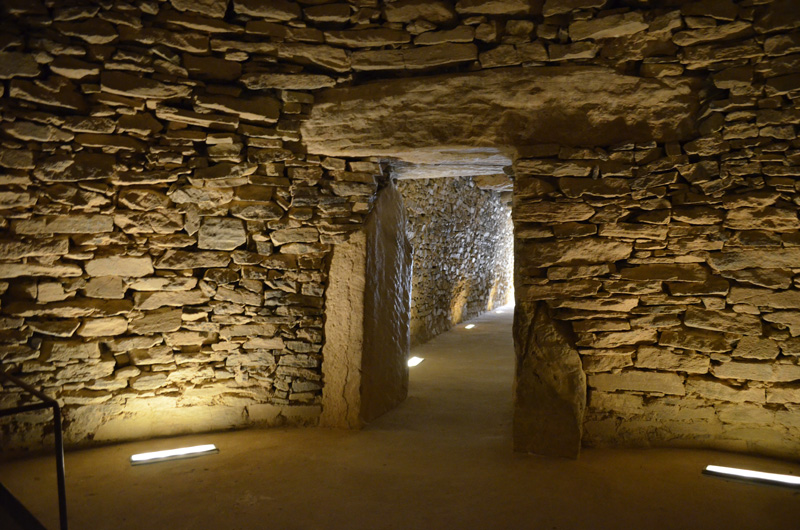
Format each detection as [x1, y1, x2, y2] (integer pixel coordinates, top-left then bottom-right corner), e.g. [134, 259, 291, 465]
[703, 465, 800, 490]
[407, 356, 424, 367]
[464, 324, 475, 329]
[130, 444, 219, 465]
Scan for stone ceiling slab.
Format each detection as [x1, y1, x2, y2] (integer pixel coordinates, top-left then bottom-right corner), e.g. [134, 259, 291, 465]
[302, 66, 702, 166]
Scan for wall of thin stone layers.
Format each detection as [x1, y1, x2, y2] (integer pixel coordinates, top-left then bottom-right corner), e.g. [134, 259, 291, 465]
[397, 177, 513, 346]
[0, 0, 797, 457]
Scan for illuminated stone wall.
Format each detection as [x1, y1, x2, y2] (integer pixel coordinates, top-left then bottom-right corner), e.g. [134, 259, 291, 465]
[0, 0, 798, 458]
[398, 177, 513, 346]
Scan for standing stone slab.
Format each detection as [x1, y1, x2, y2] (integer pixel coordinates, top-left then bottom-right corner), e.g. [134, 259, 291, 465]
[514, 301, 586, 458]
[198, 218, 247, 251]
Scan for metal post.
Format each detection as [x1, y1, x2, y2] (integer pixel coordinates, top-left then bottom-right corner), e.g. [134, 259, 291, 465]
[52, 404, 68, 530]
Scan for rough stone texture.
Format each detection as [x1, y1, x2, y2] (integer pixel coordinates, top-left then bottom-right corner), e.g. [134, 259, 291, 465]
[303, 67, 700, 164]
[0, 0, 798, 462]
[514, 302, 586, 459]
[398, 177, 513, 346]
[320, 231, 365, 429]
[361, 183, 412, 423]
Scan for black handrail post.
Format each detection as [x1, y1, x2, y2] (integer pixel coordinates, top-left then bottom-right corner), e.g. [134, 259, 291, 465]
[0, 370, 68, 530]
[52, 404, 68, 530]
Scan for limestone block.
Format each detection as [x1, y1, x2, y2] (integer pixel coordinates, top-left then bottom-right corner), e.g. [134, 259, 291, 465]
[581, 351, 634, 373]
[303, 67, 700, 160]
[548, 42, 599, 61]
[455, 0, 538, 15]
[10, 79, 87, 112]
[49, 57, 100, 79]
[155, 107, 239, 129]
[550, 297, 639, 312]
[243, 337, 284, 350]
[385, 0, 456, 24]
[542, 0, 606, 16]
[659, 329, 733, 353]
[131, 373, 169, 391]
[270, 228, 319, 246]
[712, 361, 800, 382]
[762, 311, 800, 336]
[560, 177, 630, 198]
[589, 370, 685, 395]
[130, 346, 174, 366]
[0, 52, 39, 78]
[155, 250, 231, 269]
[134, 290, 211, 310]
[732, 336, 780, 360]
[81, 277, 126, 300]
[709, 248, 800, 271]
[170, 0, 228, 17]
[241, 72, 335, 90]
[719, 268, 792, 289]
[78, 317, 128, 337]
[686, 377, 765, 403]
[673, 21, 752, 47]
[767, 387, 800, 404]
[100, 71, 191, 99]
[129, 277, 198, 291]
[514, 302, 586, 458]
[621, 264, 707, 282]
[683, 307, 762, 335]
[577, 329, 657, 349]
[2, 121, 73, 143]
[517, 238, 632, 268]
[273, 42, 351, 73]
[0, 238, 69, 260]
[754, 0, 800, 34]
[56, 355, 116, 382]
[14, 215, 113, 234]
[0, 262, 83, 279]
[0, 148, 34, 169]
[326, 28, 410, 48]
[635, 346, 710, 374]
[195, 94, 280, 123]
[198, 218, 246, 250]
[116, 113, 163, 136]
[129, 308, 183, 335]
[513, 201, 595, 222]
[37, 283, 73, 303]
[42, 341, 101, 362]
[520, 280, 601, 301]
[233, 0, 300, 20]
[85, 256, 154, 278]
[569, 12, 648, 41]
[680, 41, 763, 71]
[728, 287, 800, 309]
[724, 207, 800, 232]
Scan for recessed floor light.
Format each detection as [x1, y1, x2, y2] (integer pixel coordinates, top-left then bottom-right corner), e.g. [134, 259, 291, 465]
[464, 324, 475, 329]
[131, 444, 219, 465]
[703, 465, 800, 490]
[407, 356, 424, 367]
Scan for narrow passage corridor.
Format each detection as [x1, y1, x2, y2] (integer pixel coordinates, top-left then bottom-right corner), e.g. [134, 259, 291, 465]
[2, 305, 799, 529]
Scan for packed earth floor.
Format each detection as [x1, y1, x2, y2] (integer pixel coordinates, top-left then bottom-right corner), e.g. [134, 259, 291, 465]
[1, 305, 799, 530]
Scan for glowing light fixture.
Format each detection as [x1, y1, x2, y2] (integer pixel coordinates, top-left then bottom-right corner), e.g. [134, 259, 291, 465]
[703, 465, 800, 490]
[465, 324, 475, 329]
[407, 356, 424, 367]
[130, 444, 219, 465]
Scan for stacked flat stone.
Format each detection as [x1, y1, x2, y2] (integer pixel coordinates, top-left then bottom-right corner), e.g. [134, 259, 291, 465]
[0, 0, 797, 457]
[398, 177, 513, 346]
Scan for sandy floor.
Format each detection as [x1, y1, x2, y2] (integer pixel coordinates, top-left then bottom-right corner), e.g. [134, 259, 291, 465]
[2, 305, 799, 529]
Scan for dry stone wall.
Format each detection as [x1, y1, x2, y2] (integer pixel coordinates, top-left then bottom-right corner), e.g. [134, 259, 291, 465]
[398, 177, 513, 346]
[0, 0, 387, 450]
[0, 0, 797, 458]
